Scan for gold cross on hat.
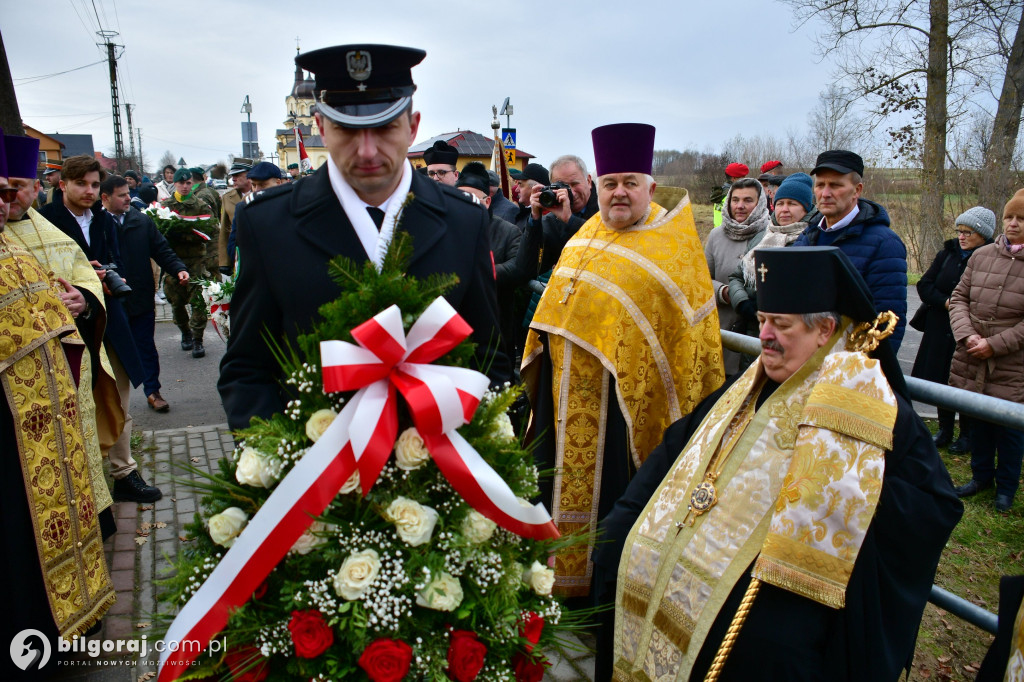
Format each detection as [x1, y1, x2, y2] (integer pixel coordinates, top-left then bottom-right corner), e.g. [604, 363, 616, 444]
[758, 263, 769, 283]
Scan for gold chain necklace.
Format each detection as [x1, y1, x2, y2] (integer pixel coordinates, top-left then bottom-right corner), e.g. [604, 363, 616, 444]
[6, 214, 57, 280]
[676, 380, 763, 531]
[558, 229, 626, 304]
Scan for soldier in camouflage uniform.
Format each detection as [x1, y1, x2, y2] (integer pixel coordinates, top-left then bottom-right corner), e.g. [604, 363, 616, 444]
[190, 168, 223, 285]
[161, 168, 218, 358]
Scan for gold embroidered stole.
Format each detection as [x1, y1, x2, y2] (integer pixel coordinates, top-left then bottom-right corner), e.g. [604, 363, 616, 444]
[1006, 593, 1024, 682]
[7, 210, 118, 512]
[522, 194, 724, 596]
[0, 239, 115, 638]
[614, 329, 896, 681]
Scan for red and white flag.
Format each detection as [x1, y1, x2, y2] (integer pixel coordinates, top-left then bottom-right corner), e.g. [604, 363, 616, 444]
[294, 126, 312, 173]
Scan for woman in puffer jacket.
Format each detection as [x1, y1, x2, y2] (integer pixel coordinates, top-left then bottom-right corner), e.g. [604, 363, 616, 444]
[948, 189, 1024, 513]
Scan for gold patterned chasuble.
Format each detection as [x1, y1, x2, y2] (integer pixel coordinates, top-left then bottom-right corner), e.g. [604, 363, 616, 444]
[522, 193, 725, 596]
[7, 208, 120, 512]
[0, 237, 115, 638]
[613, 327, 897, 681]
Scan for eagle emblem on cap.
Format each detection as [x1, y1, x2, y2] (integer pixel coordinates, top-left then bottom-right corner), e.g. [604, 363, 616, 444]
[346, 50, 371, 82]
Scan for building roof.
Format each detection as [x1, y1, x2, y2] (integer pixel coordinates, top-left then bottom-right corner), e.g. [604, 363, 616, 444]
[23, 125, 65, 148]
[51, 134, 95, 158]
[408, 130, 534, 160]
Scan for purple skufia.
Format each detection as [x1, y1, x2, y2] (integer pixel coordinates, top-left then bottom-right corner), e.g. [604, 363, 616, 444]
[4, 135, 40, 180]
[591, 123, 656, 176]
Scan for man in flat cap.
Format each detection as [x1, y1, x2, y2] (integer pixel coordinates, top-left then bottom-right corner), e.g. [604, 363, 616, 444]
[219, 159, 252, 275]
[793, 149, 908, 350]
[219, 43, 510, 431]
[513, 162, 550, 229]
[522, 123, 724, 599]
[246, 161, 286, 193]
[593, 247, 961, 682]
[423, 140, 460, 186]
[161, 167, 217, 359]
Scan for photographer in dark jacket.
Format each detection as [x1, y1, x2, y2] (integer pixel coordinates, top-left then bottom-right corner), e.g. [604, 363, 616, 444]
[523, 155, 600, 277]
[102, 175, 188, 414]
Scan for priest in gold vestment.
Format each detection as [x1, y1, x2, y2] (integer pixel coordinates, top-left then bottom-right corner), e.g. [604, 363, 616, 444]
[593, 247, 962, 682]
[0, 142, 114, 678]
[522, 124, 725, 598]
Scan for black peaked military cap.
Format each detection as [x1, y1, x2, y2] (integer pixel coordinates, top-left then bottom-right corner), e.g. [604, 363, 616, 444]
[754, 246, 906, 396]
[296, 44, 426, 128]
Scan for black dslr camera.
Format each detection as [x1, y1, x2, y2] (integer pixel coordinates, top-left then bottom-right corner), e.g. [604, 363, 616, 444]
[94, 263, 132, 298]
[538, 181, 574, 209]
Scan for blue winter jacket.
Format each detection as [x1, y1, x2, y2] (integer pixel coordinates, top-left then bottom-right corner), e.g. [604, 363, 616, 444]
[793, 199, 908, 350]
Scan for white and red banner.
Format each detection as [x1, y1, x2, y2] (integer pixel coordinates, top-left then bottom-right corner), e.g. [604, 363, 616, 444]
[295, 126, 312, 173]
[157, 297, 557, 681]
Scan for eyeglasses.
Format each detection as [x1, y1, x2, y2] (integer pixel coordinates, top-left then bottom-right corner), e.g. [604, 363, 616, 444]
[956, 229, 975, 236]
[427, 169, 454, 179]
[0, 188, 18, 203]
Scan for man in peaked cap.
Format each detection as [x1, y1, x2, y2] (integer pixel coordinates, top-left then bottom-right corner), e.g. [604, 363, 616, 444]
[219, 159, 253, 275]
[423, 140, 460, 186]
[522, 123, 724, 600]
[219, 43, 510, 431]
[592, 246, 961, 682]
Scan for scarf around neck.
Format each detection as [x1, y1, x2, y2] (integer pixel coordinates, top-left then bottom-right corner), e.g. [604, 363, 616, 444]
[741, 218, 809, 288]
[721, 182, 771, 241]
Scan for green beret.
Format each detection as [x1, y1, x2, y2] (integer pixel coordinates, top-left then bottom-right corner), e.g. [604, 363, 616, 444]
[172, 168, 192, 182]
[287, 163, 299, 170]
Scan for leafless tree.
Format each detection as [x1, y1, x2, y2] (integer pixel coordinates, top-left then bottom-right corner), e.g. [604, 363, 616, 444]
[978, 8, 1024, 218]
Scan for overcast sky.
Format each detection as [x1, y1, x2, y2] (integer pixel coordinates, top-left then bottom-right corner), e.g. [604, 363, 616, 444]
[6, 0, 839, 172]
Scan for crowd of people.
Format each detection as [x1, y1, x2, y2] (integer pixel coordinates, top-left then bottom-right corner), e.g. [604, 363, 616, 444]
[2, 39, 1023, 681]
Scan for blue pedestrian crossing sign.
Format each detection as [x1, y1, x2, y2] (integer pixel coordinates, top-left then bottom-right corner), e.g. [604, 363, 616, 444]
[502, 128, 516, 150]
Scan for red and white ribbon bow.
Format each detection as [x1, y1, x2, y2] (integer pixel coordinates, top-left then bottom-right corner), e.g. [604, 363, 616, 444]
[158, 297, 557, 681]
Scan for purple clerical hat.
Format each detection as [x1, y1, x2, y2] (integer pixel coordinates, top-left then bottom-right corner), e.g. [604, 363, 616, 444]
[4, 134, 40, 180]
[591, 123, 656, 176]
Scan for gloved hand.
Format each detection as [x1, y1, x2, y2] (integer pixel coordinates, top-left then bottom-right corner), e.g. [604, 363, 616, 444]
[736, 299, 758, 324]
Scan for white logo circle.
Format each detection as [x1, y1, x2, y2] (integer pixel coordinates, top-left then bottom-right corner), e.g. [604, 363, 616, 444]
[10, 629, 51, 671]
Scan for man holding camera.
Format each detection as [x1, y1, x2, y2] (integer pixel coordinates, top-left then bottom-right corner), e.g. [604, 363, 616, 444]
[39, 155, 161, 503]
[523, 155, 599, 276]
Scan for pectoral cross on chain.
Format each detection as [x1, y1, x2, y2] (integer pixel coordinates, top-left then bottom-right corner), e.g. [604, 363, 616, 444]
[758, 263, 769, 282]
[559, 280, 575, 304]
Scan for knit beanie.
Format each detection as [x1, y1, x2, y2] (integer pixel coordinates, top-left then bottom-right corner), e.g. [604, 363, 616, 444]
[1003, 188, 1024, 221]
[956, 206, 996, 240]
[773, 172, 814, 212]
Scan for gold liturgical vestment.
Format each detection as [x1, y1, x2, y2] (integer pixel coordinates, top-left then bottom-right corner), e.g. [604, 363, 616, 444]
[613, 328, 897, 681]
[0, 236, 115, 638]
[523, 193, 725, 596]
[6, 207, 121, 513]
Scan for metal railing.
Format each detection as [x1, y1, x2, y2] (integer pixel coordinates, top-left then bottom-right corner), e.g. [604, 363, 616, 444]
[722, 329, 1024, 634]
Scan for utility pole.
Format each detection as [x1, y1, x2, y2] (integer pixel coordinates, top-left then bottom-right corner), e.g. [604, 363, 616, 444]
[125, 103, 136, 170]
[98, 30, 125, 172]
[137, 128, 143, 173]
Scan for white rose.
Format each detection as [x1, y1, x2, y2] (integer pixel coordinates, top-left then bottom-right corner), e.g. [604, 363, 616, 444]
[305, 409, 337, 443]
[333, 549, 381, 600]
[234, 447, 280, 488]
[394, 427, 431, 470]
[385, 496, 438, 546]
[490, 413, 516, 441]
[523, 560, 555, 596]
[208, 507, 248, 548]
[415, 571, 464, 611]
[339, 471, 361, 495]
[290, 521, 332, 555]
[460, 509, 497, 544]
[209, 282, 222, 297]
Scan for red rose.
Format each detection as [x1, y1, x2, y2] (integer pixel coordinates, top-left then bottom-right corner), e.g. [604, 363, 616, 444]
[287, 609, 334, 659]
[447, 630, 487, 682]
[518, 612, 545, 652]
[512, 652, 549, 682]
[252, 581, 268, 600]
[358, 638, 413, 682]
[224, 645, 269, 682]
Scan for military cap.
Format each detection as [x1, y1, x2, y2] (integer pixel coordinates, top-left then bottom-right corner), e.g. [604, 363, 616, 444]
[811, 150, 864, 177]
[287, 163, 299, 170]
[228, 161, 252, 176]
[3, 134, 41, 179]
[44, 163, 62, 175]
[423, 140, 458, 166]
[508, 168, 523, 180]
[172, 168, 192, 182]
[296, 44, 426, 128]
[725, 162, 749, 178]
[248, 162, 284, 181]
[456, 162, 489, 194]
[190, 167, 205, 180]
[760, 160, 783, 173]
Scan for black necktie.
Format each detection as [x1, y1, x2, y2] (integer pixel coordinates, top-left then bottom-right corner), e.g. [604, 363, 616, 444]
[366, 207, 385, 230]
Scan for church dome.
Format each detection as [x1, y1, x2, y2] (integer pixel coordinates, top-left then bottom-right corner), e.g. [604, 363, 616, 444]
[293, 74, 315, 99]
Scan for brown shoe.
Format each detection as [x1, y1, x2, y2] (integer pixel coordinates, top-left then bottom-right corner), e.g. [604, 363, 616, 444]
[147, 392, 169, 412]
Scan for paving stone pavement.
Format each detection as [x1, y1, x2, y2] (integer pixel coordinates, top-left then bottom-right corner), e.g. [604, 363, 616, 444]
[57, 422, 597, 681]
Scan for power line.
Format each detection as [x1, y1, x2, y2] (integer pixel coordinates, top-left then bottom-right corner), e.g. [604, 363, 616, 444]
[142, 133, 236, 156]
[23, 112, 108, 118]
[13, 60, 105, 84]
[53, 114, 111, 131]
[68, 0, 94, 41]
